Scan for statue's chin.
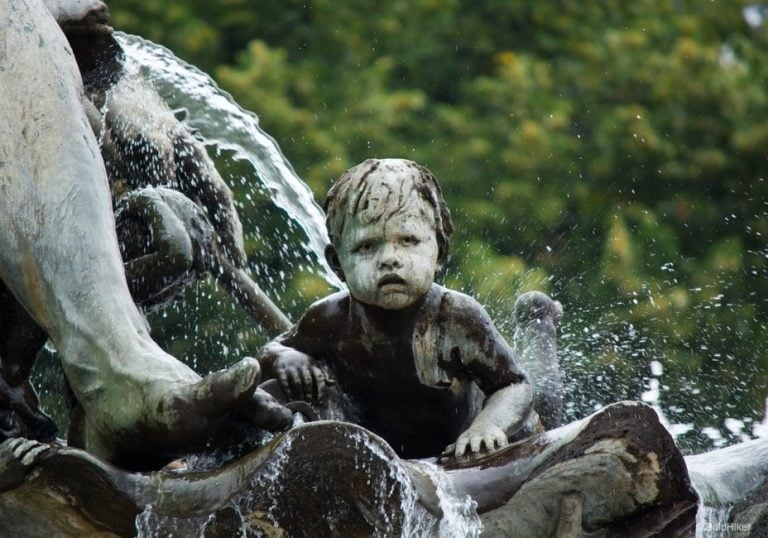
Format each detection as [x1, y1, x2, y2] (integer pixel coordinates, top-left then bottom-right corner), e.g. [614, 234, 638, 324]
[374, 291, 417, 310]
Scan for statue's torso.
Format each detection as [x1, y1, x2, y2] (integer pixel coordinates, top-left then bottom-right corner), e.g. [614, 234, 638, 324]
[323, 285, 481, 459]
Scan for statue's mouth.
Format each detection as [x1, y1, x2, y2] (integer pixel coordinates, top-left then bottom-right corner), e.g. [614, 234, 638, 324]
[378, 274, 407, 287]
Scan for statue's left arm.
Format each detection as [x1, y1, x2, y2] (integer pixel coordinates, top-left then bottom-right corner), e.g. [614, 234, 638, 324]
[442, 292, 534, 457]
[453, 383, 534, 457]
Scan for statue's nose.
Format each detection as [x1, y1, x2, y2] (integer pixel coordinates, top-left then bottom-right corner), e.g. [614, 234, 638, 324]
[378, 244, 402, 269]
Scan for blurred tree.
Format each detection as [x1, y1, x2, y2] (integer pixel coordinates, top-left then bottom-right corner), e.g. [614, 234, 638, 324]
[104, 0, 768, 452]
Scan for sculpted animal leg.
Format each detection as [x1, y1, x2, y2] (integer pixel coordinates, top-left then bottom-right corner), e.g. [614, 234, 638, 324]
[1, 0, 289, 468]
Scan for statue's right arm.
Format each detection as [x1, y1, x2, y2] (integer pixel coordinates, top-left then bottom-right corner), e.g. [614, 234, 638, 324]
[257, 292, 347, 402]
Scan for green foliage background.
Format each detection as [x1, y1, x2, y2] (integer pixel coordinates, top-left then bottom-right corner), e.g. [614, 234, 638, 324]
[105, 0, 768, 453]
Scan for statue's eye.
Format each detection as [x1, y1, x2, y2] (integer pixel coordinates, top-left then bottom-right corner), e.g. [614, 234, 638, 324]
[402, 236, 420, 246]
[354, 241, 374, 254]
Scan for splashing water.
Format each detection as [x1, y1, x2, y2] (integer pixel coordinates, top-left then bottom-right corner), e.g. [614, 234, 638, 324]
[695, 506, 732, 538]
[107, 33, 345, 371]
[404, 460, 483, 537]
[135, 436, 295, 537]
[548, 296, 765, 455]
[136, 505, 216, 538]
[348, 430, 482, 537]
[134, 426, 481, 537]
[116, 32, 336, 288]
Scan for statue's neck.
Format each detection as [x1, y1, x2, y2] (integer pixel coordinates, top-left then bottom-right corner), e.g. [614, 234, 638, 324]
[354, 293, 428, 334]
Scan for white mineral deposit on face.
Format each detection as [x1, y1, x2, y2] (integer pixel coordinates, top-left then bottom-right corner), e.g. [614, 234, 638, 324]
[337, 186, 439, 310]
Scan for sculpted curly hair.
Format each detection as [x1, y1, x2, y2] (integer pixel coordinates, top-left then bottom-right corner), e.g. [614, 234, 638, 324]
[324, 158, 453, 267]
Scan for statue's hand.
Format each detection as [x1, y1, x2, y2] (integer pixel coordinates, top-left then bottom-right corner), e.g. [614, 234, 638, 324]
[450, 422, 508, 458]
[0, 438, 52, 492]
[273, 350, 327, 403]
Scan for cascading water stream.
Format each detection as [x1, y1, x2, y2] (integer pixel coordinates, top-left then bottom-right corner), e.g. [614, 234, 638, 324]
[134, 425, 482, 537]
[98, 32, 346, 373]
[116, 32, 337, 290]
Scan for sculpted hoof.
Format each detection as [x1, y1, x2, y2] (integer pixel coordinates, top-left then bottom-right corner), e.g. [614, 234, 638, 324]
[44, 0, 110, 32]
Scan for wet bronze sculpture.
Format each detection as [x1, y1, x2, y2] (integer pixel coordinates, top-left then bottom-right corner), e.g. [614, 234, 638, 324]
[0, 402, 700, 536]
[67, 2, 290, 334]
[0, 1, 728, 535]
[258, 159, 547, 460]
[0, 0, 291, 470]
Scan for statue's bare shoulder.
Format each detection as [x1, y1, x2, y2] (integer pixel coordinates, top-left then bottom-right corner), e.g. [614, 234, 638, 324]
[432, 286, 506, 348]
[277, 290, 350, 354]
[433, 286, 526, 387]
[439, 287, 494, 325]
[298, 291, 349, 330]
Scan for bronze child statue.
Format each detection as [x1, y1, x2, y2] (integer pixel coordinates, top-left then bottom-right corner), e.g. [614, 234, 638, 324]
[258, 158, 560, 459]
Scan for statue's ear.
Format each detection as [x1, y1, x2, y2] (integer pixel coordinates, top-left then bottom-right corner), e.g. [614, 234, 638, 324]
[325, 245, 346, 282]
[435, 249, 448, 279]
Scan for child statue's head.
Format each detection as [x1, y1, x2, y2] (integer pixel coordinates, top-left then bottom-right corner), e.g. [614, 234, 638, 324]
[324, 158, 453, 310]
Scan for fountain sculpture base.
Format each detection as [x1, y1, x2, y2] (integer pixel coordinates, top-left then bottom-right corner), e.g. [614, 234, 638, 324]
[0, 402, 705, 536]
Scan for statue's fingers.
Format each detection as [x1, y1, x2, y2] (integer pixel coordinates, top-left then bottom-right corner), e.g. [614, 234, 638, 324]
[286, 368, 303, 400]
[193, 357, 261, 412]
[11, 439, 36, 458]
[440, 443, 456, 459]
[20, 444, 49, 467]
[470, 435, 483, 454]
[238, 387, 292, 430]
[2, 438, 26, 454]
[277, 371, 291, 398]
[300, 367, 314, 401]
[311, 366, 326, 402]
[10, 439, 49, 466]
[455, 437, 469, 457]
[482, 433, 500, 452]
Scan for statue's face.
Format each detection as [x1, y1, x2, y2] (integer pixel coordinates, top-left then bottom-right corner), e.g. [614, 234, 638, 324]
[337, 198, 439, 310]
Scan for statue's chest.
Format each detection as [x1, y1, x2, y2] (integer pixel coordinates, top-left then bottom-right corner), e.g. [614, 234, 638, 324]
[412, 316, 463, 389]
[335, 333, 415, 388]
[332, 324, 459, 392]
